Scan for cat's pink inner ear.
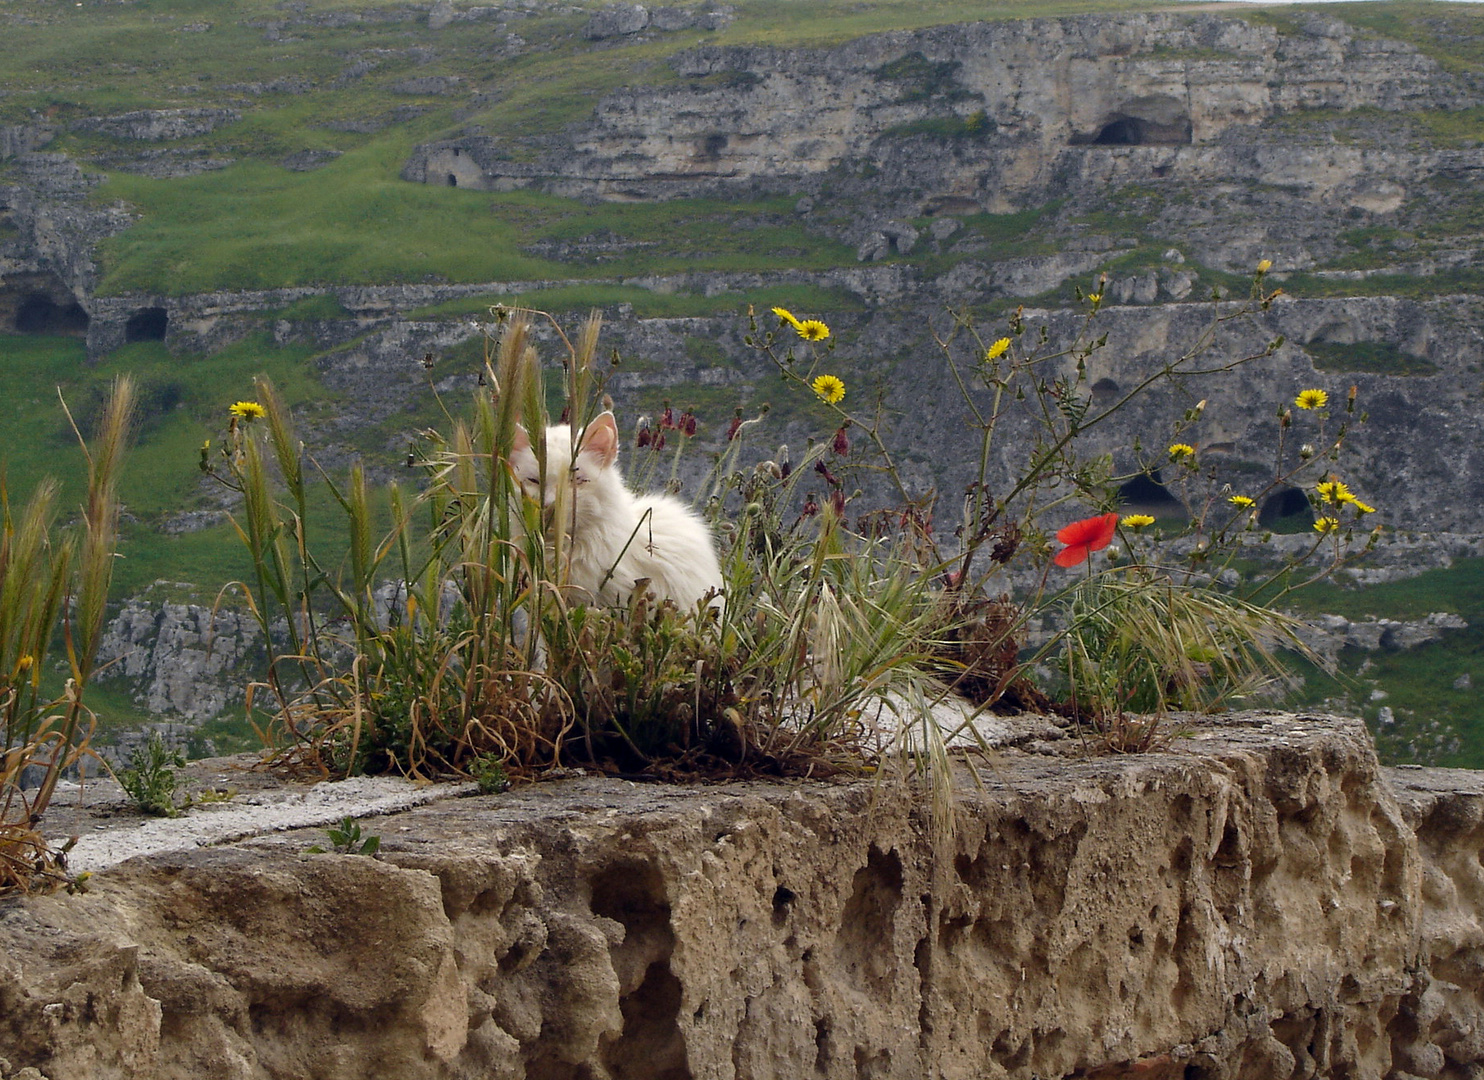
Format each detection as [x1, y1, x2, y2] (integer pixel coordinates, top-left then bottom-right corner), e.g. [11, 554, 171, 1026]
[582, 411, 620, 468]
[511, 424, 530, 452]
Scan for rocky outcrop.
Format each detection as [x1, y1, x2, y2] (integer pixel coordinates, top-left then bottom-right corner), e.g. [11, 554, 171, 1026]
[1, 155, 131, 303]
[0, 714, 1480, 1079]
[94, 597, 262, 722]
[0, 125, 53, 160]
[583, 3, 733, 39]
[1302, 612, 1470, 665]
[72, 109, 240, 142]
[402, 12, 1478, 214]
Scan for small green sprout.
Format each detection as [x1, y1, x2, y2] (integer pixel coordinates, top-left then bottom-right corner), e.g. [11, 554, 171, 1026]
[307, 816, 381, 856]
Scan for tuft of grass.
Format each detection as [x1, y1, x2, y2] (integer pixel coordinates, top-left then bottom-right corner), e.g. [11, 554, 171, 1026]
[1305, 340, 1439, 376]
[118, 731, 186, 817]
[274, 295, 355, 321]
[2, 378, 133, 894]
[1056, 571, 1312, 750]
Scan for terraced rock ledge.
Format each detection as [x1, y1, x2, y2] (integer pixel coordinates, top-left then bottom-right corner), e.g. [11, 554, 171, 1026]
[1, 712, 1482, 1080]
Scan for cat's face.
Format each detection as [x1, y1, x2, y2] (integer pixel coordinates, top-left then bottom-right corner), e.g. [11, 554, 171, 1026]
[509, 412, 621, 508]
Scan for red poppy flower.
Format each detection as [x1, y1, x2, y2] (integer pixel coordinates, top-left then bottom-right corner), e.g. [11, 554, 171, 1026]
[1053, 513, 1119, 567]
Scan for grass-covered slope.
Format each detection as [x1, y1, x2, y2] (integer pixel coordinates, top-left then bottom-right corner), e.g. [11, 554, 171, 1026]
[1, 0, 1475, 296]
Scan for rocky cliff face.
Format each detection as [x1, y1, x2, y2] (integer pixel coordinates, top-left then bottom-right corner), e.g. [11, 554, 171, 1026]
[120, 283, 1484, 535]
[0, 148, 129, 330]
[0, 714, 1480, 1079]
[403, 12, 1479, 233]
[95, 598, 262, 723]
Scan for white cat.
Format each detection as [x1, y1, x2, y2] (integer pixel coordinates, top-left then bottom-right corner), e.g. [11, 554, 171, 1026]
[510, 412, 723, 612]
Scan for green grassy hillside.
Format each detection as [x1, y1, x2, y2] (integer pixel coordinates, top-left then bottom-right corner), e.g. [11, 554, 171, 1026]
[0, 0, 1473, 296]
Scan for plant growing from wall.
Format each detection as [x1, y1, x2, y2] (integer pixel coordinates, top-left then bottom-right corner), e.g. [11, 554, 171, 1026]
[213, 265, 1376, 835]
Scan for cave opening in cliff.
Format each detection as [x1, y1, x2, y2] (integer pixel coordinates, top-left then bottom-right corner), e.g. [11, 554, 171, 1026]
[125, 306, 169, 342]
[14, 292, 89, 335]
[1078, 103, 1192, 147]
[1259, 486, 1315, 529]
[1096, 117, 1145, 145]
[447, 173, 458, 187]
[1117, 472, 1186, 521]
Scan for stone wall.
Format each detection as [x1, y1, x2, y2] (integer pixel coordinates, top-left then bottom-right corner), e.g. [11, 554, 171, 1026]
[1, 713, 1481, 1079]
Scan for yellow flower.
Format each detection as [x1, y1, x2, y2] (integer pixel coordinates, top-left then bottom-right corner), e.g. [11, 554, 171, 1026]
[984, 337, 1011, 361]
[1257, 258, 1273, 273]
[230, 400, 267, 421]
[1228, 494, 1255, 509]
[1121, 514, 1155, 529]
[811, 374, 846, 404]
[15, 655, 33, 671]
[771, 306, 801, 328]
[1088, 293, 1102, 304]
[1313, 516, 1340, 535]
[1351, 500, 1377, 514]
[796, 319, 831, 342]
[1294, 389, 1328, 411]
[1316, 480, 1353, 505]
[1168, 443, 1195, 459]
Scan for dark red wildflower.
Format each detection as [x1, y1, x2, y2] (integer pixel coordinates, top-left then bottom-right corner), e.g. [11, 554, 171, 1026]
[726, 414, 744, 441]
[814, 460, 840, 487]
[829, 490, 847, 516]
[637, 424, 652, 449]
[1053, 512, 1119, 568]
[654, 430, 667, 451]
[659, 403, 675, 429]
[801, 494, 820, 518]
[679, 411, 697, 437]
[832, 426, 851, 456]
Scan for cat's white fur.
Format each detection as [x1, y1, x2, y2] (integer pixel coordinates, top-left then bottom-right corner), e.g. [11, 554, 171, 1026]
[510, 412, 723, 612]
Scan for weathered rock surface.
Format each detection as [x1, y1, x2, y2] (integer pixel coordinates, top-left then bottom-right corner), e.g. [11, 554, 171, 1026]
[1301, 612, 1470, 665]
[72, 109, 241, 142]
[94, 597, 263, 723]
[1, 713, 1481, 1079]
[402, 12, 1479, 220]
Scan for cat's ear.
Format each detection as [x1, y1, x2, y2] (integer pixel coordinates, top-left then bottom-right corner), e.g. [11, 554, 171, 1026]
[511, 421, 529, 453]
[580, 411, 620, 469]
